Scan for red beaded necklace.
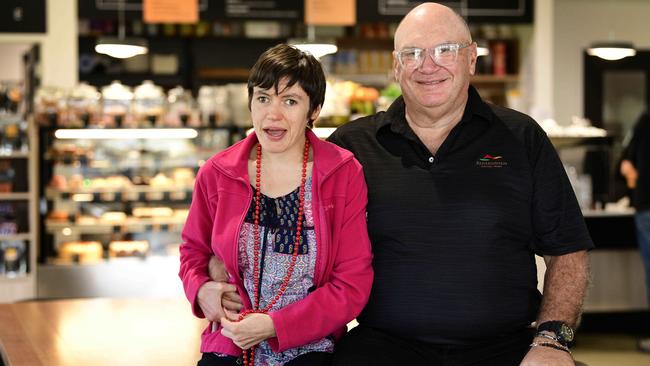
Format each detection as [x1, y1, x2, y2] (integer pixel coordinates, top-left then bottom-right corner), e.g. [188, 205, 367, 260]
[239, 136, 310, 366]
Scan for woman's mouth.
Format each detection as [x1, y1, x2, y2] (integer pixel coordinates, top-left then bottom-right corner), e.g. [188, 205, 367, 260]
[263, 128, 287, 141]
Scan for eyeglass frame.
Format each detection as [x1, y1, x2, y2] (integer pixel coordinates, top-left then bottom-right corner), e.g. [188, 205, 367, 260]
[394, 42, 474, 69]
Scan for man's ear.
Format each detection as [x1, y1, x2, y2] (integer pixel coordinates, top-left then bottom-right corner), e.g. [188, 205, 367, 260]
[468, 43, 478, 76]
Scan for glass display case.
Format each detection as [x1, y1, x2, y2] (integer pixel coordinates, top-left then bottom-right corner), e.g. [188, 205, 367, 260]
[33, 81, 250, 298]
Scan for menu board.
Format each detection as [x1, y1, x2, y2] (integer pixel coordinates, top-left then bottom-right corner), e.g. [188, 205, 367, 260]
[356, 0, 533, 23]
[79, 0, 302, 21]
[0, 0, 46, 33]
[207, 0, 303, 20]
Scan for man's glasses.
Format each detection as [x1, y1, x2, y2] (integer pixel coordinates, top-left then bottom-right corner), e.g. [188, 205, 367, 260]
[395, 43, 472, 69]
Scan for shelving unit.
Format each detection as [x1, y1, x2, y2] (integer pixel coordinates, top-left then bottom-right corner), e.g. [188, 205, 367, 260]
[0, 117, 38, 303]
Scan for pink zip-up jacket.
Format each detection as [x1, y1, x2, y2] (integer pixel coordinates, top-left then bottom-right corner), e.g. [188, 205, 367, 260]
[179, 129, 374, 356]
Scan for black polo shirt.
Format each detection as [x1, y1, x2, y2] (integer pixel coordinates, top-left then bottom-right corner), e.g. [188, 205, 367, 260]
[328, 86, 594, 346]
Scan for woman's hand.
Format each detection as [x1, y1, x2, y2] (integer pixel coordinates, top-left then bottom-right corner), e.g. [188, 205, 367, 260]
[197, 281, 242, 322]
[220, 313, 277, 350]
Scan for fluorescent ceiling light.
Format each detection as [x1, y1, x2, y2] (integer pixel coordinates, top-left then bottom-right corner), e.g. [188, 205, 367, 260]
[96, 37, 148, 59]
[587, 42, 636, 61]
[54, 128, 198, 140]
[291, 42, 338, 59]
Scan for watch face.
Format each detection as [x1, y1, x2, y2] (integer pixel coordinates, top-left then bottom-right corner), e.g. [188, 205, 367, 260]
[559, 324, 574, 341]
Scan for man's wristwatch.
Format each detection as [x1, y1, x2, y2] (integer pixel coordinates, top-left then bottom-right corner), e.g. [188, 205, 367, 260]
[537, 321, 575, 347]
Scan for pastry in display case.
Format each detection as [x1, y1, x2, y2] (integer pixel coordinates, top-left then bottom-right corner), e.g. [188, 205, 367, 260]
[108, 240, 149, 258]
[56, 241, 103, 264]
[100, 80, 134, 127]
[65, 82, 101, 127]
[133, 80, 165, 126]
[0, 240, 27, 277]
[166, 85, 198, 127]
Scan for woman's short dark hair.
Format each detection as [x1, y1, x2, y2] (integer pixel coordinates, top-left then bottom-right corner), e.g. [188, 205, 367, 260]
[248, 43, 326, 128]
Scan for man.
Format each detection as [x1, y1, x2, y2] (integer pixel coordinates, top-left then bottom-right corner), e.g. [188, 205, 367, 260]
[620, 111, 650, 353]
[326, 3, 591, 366]
[208, 3, 592, 365]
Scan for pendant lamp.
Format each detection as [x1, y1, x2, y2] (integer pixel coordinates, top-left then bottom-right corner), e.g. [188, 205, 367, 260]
[95, 0, 148, 59]
[587, 41, 636, 61]
[586, 3, 636, 62]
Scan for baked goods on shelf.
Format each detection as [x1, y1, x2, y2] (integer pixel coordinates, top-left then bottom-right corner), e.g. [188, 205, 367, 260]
[57, 241, 103, 263]
[109, 240, 149, 257]
[132, 207, 174, 218]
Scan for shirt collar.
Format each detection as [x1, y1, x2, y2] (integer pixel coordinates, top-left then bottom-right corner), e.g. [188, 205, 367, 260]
[376, 85, 493, 137]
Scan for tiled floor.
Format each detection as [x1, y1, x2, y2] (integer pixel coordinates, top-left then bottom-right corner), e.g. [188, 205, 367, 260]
[572, 333, 650, 366]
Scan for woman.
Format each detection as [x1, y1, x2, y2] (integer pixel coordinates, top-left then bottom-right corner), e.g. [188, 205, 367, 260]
[179, 44, 374, 366]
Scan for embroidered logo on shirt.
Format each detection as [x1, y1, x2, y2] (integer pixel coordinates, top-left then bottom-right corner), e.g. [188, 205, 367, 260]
[476, 154, 508, 168]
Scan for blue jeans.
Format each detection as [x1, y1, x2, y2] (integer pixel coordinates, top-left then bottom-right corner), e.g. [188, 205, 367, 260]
[635, 210, 650, 305]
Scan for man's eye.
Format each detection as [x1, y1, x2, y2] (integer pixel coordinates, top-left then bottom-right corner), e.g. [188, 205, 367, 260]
[403, 49, 421, 59]
[437, 45, 454, 54]
[257, 96, 269, 103]
[285, 99, 297, 106]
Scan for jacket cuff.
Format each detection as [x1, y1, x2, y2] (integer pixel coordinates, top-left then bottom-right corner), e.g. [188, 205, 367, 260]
[267, 311, 288, 352]
[189, 274, 211, 318]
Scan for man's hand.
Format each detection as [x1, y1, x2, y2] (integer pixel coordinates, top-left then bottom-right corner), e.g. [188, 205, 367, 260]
[197, 281, 242, 322]
[220, 313, 276, 350]
[520, 341, 573, 366]
[209, 255, 229, 282]
[207, 256, 243, 313]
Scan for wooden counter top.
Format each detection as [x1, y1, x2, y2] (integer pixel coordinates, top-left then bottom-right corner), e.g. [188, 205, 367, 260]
[0, 298, 207, 366]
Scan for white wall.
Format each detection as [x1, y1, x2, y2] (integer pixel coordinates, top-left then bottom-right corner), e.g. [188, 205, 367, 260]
[553, 0, 650, 125]
[0, 0, 77, 87]
[529, 0, 554, 122]
[0, 44, 32, 82]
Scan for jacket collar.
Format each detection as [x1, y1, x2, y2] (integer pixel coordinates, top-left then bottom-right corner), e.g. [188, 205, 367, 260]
[210, 129, 352, 181]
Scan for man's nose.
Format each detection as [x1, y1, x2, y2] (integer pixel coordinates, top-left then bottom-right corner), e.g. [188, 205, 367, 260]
[419, 49, 441, 70]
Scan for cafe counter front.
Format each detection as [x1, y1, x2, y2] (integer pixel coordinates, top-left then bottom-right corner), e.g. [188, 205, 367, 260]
[0, 298, 206, 366]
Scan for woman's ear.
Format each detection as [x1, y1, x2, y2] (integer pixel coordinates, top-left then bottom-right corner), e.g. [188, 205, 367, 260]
[309, 105, 322, 122]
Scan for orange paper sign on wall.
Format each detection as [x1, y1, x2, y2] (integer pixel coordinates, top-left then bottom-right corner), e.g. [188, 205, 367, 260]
[143, 0, 198, 24]
[305, 0, 355, 26]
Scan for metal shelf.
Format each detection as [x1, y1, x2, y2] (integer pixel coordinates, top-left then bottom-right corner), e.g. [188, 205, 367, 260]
[0, 192, 31, 201]
[0, 273, 33, 283]
[0, 233, 32, 241]
[0, 151, 29, 159]
[471, 74, 519, 83]
[46, 185, 194, 200]
[46, 217, 186, 235]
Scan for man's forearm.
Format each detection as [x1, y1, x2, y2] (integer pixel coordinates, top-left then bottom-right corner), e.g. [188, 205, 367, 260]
[536, 250, 589, 328]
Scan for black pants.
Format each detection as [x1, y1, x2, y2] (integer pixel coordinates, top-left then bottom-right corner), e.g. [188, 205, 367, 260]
[198, 351, 332, 366]
[332, 325, 535, 366]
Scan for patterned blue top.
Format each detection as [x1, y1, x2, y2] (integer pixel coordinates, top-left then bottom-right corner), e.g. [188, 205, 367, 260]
[237, 177, 334, 365]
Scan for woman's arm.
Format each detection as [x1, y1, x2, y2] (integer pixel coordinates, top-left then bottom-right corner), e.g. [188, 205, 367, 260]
[179, 169, 224, 320]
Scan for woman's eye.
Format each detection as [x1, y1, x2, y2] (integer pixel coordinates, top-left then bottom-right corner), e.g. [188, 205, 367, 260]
[257, 96, 269, 103]
[285, 99, 297, 106]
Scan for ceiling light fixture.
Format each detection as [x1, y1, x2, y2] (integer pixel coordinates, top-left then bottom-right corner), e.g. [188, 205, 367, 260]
[587, 41, 636, 61]
[289, 25, 337, 59]
[95, 0, 148, 59]
[586, 3, 636, 62]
